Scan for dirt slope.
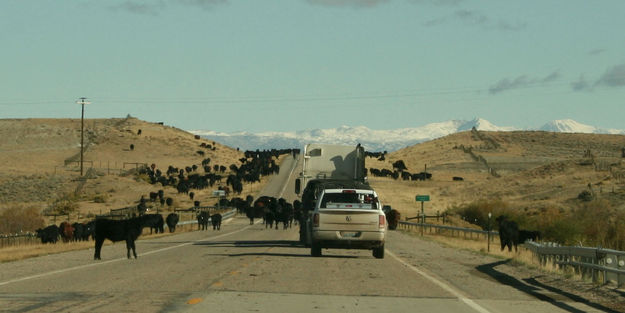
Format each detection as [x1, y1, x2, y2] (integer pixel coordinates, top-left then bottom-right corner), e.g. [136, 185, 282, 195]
[367, 129, 625, 219]
[0, 117, 259, 223]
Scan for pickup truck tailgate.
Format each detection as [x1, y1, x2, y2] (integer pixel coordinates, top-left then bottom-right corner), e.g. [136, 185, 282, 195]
[317, 209, 381, 232]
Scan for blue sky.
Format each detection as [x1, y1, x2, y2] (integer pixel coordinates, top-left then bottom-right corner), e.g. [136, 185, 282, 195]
[1, 0, 624, 132]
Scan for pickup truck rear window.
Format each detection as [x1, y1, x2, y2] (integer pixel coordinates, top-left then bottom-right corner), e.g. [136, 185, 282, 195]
[320, 193, 378, 209]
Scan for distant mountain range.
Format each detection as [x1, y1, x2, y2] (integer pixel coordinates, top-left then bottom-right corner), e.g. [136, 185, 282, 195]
[190, 118, 625, 152]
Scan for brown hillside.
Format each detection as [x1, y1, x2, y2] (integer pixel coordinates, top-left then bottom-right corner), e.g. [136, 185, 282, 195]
[0, 117, 264, 223]
[367, 129, 625, 220]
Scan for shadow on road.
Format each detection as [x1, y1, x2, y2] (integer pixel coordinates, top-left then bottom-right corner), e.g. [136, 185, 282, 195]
[476, 260, 619, 313]
[193, 240, 302, 248]
[206, 252, 358, 259]
[195, 240, 359, 258]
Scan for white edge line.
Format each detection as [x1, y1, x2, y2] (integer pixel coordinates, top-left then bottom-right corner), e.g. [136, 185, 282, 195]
[0, 220, 253, 287]
[386, 250, 493, 313]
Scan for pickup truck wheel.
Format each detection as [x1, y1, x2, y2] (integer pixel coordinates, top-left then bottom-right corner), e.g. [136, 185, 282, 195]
[373, 245, 385, 259]
[311, 242, 322, 257]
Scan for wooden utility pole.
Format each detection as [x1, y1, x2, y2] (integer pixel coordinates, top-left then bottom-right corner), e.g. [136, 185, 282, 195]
[77, 97, 90, 177]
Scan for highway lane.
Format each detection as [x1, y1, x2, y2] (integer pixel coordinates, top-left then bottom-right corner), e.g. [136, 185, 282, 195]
[0, 155, 614, 313]
[0, 218, 609, 313]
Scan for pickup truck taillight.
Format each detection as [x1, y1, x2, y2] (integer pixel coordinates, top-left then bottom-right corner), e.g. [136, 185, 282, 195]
[379, 215, 386, 229]
[313, 213, 320, 227]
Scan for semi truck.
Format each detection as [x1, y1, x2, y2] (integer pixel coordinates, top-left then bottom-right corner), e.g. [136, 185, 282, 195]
[295, 144, 387, 258]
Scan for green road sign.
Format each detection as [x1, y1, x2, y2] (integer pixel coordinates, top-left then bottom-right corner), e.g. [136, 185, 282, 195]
[416, 195, 430, 202]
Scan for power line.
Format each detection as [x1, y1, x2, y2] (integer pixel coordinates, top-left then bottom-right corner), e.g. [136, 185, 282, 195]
[0, 77, 621, 108]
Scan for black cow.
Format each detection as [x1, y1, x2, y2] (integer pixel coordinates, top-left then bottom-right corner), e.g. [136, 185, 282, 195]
[140, 214, 164, 234]
[94, 217, 143, 259]
[245, 206, 256, 225]
[452, 176, 464, 181]
[518, 230, 540, 243]
[496, 216, 519, 252]
[412, 172, 432, 181]
[166, 213, 179, 233]
[211, 213, 222, 230]
[82, 220, 95, 241]
[72, 222, 84, 242]
[197, 211, 209, 230]
[386, 209, 401, 230]
[275, 199, 293, 229]
[293, 200, 302, 226]
[36, 225, 59, 244]
[264, 211, 275, 229]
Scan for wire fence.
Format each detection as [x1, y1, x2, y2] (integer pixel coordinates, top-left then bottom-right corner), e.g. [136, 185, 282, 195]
[0, 233, 39, 248]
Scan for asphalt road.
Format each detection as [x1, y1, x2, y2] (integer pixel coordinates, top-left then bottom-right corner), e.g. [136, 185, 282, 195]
[0, 155, 614, 313]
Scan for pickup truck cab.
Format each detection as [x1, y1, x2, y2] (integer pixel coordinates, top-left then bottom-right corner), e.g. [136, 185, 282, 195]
[309, 188, 386, 258]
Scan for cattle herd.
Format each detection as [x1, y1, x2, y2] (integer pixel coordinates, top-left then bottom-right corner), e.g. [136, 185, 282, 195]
[36, 221, 95, 244]
[137, 148, 294, 199]
[33, 193, 299, 260]
[366, 158, 435, 182]
[30, 146, 543, 262]
[32, 148, 302, 260]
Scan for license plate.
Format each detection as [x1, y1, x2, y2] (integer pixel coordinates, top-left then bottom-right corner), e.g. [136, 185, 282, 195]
[341, 232, 359, 238]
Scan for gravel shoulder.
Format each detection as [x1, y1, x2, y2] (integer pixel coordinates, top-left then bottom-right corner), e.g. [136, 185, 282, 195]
[389, 229, 625, 313]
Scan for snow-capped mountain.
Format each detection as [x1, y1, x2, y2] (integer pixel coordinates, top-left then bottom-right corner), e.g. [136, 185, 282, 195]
[539, 119, 625, 135]
[190, 118, 623, 152]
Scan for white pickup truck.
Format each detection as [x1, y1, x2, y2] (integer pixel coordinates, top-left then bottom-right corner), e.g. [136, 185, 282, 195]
[309, 185, 386, 258]
[295, 144, 386, 258]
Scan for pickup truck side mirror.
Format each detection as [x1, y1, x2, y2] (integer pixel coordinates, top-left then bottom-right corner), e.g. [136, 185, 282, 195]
[295, 178, 301, 194]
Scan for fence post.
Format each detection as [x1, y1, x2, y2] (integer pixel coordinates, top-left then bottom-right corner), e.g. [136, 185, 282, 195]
[592, 251, 598, 284]
[604, 251, 618, 285]
[618, 253, 625, 288]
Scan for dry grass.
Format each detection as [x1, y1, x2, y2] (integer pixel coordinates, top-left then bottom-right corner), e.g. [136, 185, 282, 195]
[0, 117, 279, 229]
[0, 241, 95, 263]
[367, 130, 625, 217]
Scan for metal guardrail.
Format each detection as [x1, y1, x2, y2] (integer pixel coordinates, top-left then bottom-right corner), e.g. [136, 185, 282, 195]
[398, 220, 498, 240]
[398, 221, 625, 288]
[525, 241, 625, 288]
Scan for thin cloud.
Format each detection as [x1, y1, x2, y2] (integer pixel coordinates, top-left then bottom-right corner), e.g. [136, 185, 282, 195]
[594, 64, 625, 88]
[495, 20, 526, 31]
[455, 9, 488, 26]
[542, 71, 559, 83]
[572, 64, 625, 92]
[306, 0, 390, 8]
[424, 9, 526, 31]
[178, 0, 228, 10]
[489, 71, 560, 95]
[408, 0, 464, 6]
[571, 75, 591, 92]
[588, 49, 606, 56]
[423, 16, 448, 27]
[109, 1, 165, 15]
[109, 0, 227, 15]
